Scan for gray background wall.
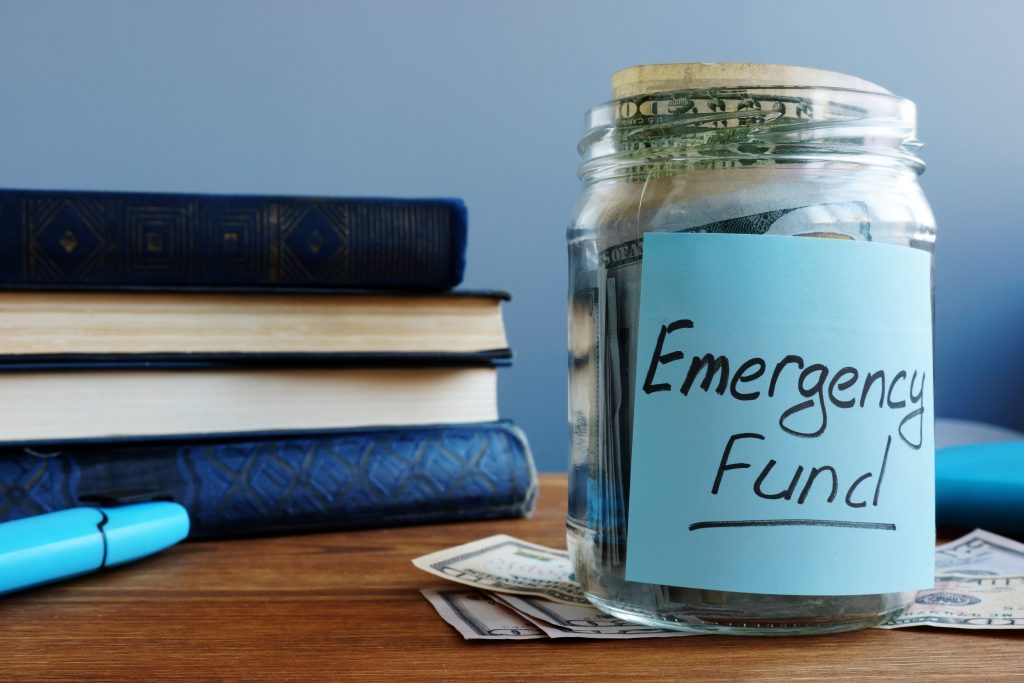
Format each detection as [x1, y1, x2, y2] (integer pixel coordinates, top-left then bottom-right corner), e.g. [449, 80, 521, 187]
[1, 0, 1021, 470]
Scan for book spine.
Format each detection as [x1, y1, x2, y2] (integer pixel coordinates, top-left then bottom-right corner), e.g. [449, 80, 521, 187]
[0, 190, 466, 290]
[0, 422, 536, 539]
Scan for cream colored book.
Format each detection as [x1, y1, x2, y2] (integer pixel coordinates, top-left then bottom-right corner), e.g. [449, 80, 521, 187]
[0, 365, 498, 444]
[0, 290, 508, 358]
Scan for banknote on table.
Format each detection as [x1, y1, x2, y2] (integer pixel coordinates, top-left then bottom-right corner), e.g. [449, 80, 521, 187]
[878, 575, 1024, 629]
[491, 593, 693, 639]
[418, 530, 1024, 634]
[420, 588, 546, 640]
[935, 529, 1024, 577]
[412, 534, 586, 605]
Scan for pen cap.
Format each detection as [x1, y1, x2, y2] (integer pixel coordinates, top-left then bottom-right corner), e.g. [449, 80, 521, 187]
[100, 502, 190, 567]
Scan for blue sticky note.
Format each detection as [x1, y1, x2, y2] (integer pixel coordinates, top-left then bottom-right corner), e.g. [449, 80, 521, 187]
[625, 233, 934, 596]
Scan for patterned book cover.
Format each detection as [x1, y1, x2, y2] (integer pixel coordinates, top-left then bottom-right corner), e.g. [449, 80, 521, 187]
[0, 421, 536, 539]
[0, 189, 466, 290]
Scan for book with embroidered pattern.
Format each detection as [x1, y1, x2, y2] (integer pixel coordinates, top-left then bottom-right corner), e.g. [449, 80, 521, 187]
[0, 421, 536, 539]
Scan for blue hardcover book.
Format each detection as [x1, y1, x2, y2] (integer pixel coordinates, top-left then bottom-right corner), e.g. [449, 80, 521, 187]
[0, 189, 467, 290]
[0, 421, 536, 539]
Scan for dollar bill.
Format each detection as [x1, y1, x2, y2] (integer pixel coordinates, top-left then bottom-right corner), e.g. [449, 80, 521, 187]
[491, 593, 693, 639]
[420, 589, 545, 640]
[935, 529, 1024, 577]
[412, 534, 586, 605]
[418, 531, 1024, 634]
[878, 576, 1024, 629]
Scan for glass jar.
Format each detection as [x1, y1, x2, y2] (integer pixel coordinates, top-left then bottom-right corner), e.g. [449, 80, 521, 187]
[566, 64, 936, 635]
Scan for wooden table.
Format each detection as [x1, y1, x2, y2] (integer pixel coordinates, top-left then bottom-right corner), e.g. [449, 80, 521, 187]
[2, 474, 1020, 681]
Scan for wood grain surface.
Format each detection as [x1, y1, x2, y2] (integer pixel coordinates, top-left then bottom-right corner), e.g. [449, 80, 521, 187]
[1, 474, 1019, 682]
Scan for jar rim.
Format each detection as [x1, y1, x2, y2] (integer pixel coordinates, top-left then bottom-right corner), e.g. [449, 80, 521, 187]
[579, 83, 924, 177]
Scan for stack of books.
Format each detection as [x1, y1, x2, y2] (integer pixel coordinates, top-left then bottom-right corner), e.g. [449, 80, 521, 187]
[0, 189, 536, 539]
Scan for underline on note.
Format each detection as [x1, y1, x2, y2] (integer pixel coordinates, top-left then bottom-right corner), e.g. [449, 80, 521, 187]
[688, 519, 897, 531]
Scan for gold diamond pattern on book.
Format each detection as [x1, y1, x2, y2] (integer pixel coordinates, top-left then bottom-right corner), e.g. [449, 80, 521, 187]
[277, 203, 350, 280]
[24, 198, 106, 281]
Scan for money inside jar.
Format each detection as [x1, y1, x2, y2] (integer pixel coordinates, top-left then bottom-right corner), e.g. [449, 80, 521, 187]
[566, 63, 937, 635]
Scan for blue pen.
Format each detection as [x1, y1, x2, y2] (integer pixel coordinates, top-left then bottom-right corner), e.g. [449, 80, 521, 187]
[0, 502, 189, 595]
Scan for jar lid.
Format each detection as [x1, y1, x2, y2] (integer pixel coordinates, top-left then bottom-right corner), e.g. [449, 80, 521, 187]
[611, 63, 891, 99]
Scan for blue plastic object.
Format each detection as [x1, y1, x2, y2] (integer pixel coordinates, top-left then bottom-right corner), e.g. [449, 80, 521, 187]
[936, 441, 1024, 536]
[102, 502, 190, 566]
[0, 502, 189, 594]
